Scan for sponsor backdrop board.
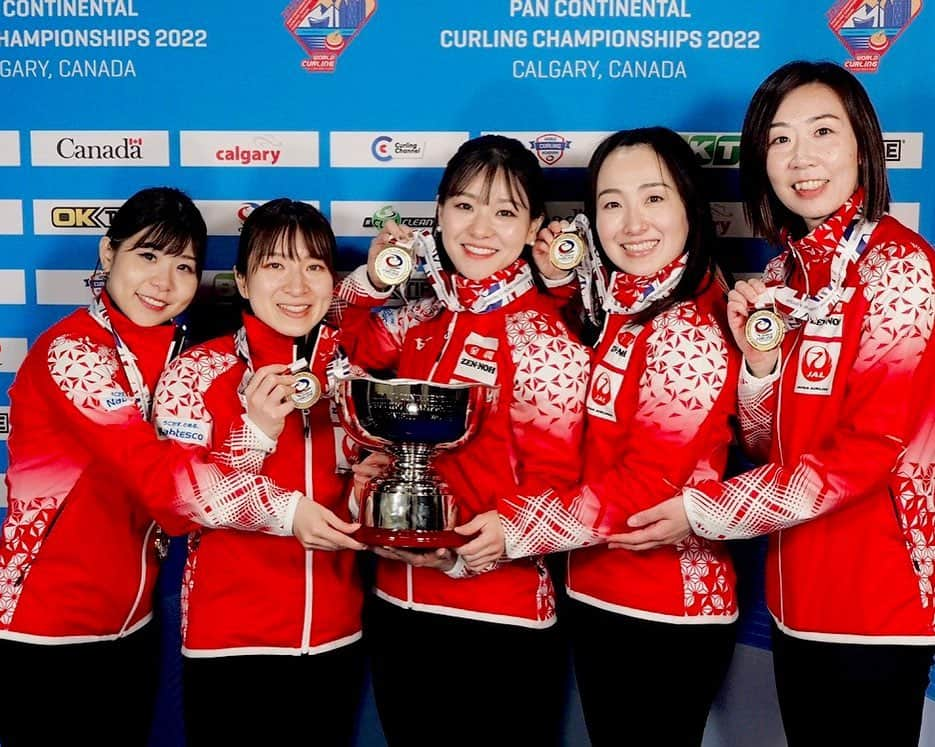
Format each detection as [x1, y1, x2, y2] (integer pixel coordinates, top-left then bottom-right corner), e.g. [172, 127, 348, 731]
[1, 1, 933, 744]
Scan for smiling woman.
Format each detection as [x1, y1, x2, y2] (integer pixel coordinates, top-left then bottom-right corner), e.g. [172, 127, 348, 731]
[144, 198, 368, 747]
[616, 60, 935, 747]
[333, 135, 591, 746]
[0, 187, 207, 747]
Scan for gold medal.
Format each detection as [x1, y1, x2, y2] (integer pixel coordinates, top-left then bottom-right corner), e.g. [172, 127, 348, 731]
[549, 231, 586, 271]
[292, 371, 322, 409]
[374, 244, 413, 286]
[745, 308, 785, 352]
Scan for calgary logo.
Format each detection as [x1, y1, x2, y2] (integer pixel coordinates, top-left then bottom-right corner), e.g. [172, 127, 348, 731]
[827, 0, 922, 73]
[529, 134, 573, 165]
[283, 0, 376, 73]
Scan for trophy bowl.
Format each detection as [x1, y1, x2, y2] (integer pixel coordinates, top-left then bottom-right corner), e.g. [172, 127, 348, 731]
[335, 376, 495, 549]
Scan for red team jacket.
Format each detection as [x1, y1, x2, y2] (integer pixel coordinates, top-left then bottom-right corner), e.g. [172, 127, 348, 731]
[148, 312, 363, 655]
[683, 196, 935, 642]
[0, 294, 181, 642]
[336, 260, 590, 627]
[499, 265, 740, 623]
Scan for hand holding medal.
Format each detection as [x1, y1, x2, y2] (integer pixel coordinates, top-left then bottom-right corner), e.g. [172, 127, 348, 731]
[727, 278, 784, 378]
[548, 224, 587, 271]
[369, 205, 416, 288]
[289, 357, 322, 410]
[533, 216, 586, 279]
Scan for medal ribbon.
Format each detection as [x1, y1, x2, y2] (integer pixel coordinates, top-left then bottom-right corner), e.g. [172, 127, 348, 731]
[415, 231, 535, 313]
[766, 213, 878, 330]
[88, 294, 186, 420]
[603, 254, 688, 316]
[234, 322, 323, 408]
[572, 212, 687, 320]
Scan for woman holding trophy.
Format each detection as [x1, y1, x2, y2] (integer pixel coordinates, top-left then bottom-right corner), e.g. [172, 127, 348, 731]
[614, 61, 935, 747]
[0, 187, 207, 746]
[334, 134, 590, 745]
[513, 127, 741, 746]
[146, 199, 367, 746]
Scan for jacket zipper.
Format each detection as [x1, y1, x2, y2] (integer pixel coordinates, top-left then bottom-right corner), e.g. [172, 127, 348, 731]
[300, 408, 314, 651]
[13, 499, 67, 587]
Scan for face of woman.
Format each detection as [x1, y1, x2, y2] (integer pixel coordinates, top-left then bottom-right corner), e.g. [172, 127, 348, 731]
[100, 228, 198, 327]
[436, 171, 540, 281]
[595, 144, 689, 277]
[765, 82, 860, 231]
[235, 233, 333, 338]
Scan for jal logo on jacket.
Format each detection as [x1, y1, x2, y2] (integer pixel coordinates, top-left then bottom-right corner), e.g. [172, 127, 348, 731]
[794, 342, 840, 396]
[453, 332, 499, 386]
[587, 365, 623, 421]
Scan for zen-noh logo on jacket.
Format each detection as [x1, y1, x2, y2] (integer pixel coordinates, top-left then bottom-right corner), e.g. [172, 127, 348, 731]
[283, 0, 376, 73]
[827, 0, 922, 73]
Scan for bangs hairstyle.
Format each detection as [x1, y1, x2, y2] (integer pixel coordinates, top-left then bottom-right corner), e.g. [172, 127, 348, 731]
[106, 186, 208, 272]
[434, 135, 547, 284]
[585, 127, 721, 326]
[236, 199, 337, 279]
[740, 60, 890, 245]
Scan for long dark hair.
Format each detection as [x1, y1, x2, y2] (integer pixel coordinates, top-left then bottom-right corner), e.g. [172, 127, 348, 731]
[585, 127, 720, 326]
[740, 60, 890, 244]
[433, 134, 548, 290]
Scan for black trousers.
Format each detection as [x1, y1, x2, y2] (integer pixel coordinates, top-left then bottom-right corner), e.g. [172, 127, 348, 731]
[569, 598, 737, 747]
[183, 642, 365, 747]
[771, 623, 935, 747]
[366, 597, 566, 747]
[0, 623, 159, 747]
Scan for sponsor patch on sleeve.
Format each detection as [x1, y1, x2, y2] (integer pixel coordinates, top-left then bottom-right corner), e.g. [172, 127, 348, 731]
[155, 417, 210, 445]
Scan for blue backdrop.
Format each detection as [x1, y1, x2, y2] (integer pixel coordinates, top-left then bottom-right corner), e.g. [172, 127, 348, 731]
[1, 1, 933, 744]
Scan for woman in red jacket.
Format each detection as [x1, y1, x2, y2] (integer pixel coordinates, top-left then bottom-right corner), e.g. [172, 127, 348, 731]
[511, 127, 740, 746]
[0, 186, 207, 746]
[618, 61, 935, 747]
[334, 134, 590, 746]
[150, 198, 366, 746]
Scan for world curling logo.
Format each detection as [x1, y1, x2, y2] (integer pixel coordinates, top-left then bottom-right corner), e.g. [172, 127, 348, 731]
[529, 134, 573, 166]
[283, 0, 376, 73]
[827, 0, 922, 73]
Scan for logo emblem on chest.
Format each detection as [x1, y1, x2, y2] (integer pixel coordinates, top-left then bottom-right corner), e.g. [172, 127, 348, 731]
[453, 332, 499, 386]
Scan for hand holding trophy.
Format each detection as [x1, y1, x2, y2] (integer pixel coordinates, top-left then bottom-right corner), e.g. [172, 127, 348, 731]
[336, 375, 496, 549]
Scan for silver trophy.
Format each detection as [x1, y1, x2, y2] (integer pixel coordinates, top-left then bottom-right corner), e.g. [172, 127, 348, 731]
[335, 376, 495, 548]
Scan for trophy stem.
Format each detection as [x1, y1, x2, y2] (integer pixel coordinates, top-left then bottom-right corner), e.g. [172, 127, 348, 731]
[366, 442, 448, 533]
[387, 442, 437, 479]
